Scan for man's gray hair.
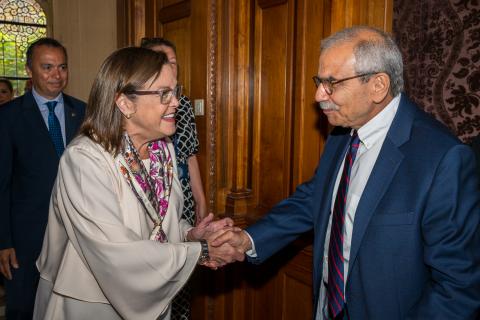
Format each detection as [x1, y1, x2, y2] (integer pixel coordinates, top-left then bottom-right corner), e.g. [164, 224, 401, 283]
[321, 26, 404, 97]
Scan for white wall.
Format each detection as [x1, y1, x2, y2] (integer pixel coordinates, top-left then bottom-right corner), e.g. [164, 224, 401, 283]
[51, 0, 118, 102]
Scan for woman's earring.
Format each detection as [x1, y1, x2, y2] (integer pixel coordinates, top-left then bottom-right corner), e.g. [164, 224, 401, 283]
[124, 113, 132, 119]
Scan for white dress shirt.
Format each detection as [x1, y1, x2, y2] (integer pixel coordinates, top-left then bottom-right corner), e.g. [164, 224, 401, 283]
[316, 95, 400, 319]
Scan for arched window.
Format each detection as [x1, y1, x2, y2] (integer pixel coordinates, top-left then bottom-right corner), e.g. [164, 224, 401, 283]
[0, 0, 46, 96]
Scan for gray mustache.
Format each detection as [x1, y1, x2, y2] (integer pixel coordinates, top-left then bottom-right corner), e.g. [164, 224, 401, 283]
[319, 101, 340, 111]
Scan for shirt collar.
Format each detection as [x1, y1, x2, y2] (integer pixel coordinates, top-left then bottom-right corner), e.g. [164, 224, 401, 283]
[32, 87, 64, 109]
[356, 94, 401, 149]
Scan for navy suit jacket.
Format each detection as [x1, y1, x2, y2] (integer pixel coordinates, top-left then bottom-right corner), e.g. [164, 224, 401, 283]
[0, 91, 85, 262]
[471, 135, 480, 184]
[247, 95, 480, 319]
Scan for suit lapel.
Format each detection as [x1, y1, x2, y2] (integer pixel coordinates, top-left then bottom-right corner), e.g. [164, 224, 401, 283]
[317, 134, 351, 230]
[64, 95, 80, 144]
[22, 91, 45, 129]
[347, 95, 414, 277]
[313, 131, 352, 292]
[21, 92, 57, 152]
[347, 137, 403, 276]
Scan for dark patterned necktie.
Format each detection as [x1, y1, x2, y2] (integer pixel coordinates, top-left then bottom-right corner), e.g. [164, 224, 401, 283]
[327, 130, 360, 318]
[46, 101, 64, 157]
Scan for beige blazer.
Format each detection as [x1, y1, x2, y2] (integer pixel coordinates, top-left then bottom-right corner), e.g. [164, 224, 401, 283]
[36, 135, 201, 319]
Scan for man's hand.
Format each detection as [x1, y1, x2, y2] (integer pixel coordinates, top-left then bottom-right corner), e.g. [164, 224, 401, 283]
[0, 248, 19, 280]
[211, 228, 253, 253]
[202, 240, 245, 269]
[199, 228, 253, 270]
[187, 213, 234, 241]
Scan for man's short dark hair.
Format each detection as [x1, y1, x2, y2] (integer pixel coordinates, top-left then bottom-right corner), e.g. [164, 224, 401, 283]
[26, 37, 68, 68]
[140, 37, 176, 53]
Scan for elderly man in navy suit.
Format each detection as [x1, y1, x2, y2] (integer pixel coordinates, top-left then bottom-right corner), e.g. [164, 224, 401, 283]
[0, 37, 85, 319]
[211, 26, 480, 319]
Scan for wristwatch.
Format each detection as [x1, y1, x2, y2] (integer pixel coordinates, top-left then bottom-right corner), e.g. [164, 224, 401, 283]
[198, 239, 210, 264]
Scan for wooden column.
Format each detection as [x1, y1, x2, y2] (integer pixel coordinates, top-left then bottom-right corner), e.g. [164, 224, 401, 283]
[220, 1, 255, 217]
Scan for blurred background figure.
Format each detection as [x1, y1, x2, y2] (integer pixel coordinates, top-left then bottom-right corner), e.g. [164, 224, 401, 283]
[0, 78, 13, 106]
[141, 37, 207, 320]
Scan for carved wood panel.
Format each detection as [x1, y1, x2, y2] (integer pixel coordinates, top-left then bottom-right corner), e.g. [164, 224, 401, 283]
[252, 0, 293, 210]
[120, 0, 393, 319]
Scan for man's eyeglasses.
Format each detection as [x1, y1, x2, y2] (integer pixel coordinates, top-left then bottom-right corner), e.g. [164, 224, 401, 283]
[127, 85, 183, 104]
[312, 73, 378, 95]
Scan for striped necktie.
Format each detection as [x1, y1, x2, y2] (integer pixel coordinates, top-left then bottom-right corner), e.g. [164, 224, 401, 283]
[46, 100, 65, 157]
[327, 130, 360, 318]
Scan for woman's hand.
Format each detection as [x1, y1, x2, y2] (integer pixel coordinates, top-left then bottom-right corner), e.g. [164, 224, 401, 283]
[199, 227, 247, 270]
[187, 213, 234, 241]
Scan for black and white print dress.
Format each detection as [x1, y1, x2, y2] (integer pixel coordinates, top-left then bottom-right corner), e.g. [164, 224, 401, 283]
[171, 95, 199, 320]
[172, 95, 199, 225]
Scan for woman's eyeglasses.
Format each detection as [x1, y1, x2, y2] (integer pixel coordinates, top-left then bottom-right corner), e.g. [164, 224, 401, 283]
[128, 85, 183, 104]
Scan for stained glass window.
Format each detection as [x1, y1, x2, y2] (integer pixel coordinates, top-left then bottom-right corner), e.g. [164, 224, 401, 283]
[0, 0, 46, 96]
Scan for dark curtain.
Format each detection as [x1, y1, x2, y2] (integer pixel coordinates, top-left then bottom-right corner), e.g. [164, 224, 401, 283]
[393, 0, 480, 143]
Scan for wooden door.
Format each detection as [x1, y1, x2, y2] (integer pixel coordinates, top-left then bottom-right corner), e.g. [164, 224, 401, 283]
[118, 0, 393, 318]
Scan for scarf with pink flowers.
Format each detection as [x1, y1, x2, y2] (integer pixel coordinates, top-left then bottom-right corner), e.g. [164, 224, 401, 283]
[119, 133, 174, 242]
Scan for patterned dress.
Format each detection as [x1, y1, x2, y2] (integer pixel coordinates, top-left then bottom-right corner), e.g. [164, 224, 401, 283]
[173, 95, 199, 225]
[171, 95, 199, 320]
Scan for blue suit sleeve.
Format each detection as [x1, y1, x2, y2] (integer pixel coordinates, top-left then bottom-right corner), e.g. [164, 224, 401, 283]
[0, 108, 13, 249]
[246, 169, 319, 264]
[407, 145, 480, 319]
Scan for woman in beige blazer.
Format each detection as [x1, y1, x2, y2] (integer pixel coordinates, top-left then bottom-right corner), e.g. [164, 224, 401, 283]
[33, 47, 239, 320]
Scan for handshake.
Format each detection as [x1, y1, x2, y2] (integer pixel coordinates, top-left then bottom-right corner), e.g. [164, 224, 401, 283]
[187, 213, 252, 269]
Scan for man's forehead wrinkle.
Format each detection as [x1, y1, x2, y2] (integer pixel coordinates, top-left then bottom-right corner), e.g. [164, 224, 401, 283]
[319, 48, 356, 78]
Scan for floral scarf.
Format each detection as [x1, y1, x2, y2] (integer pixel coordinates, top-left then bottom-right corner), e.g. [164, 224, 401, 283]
[119, 132, 174, 242]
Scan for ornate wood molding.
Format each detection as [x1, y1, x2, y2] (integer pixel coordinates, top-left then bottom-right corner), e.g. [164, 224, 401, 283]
[222, 0, 255, 217]
[207, 0, 218, 213]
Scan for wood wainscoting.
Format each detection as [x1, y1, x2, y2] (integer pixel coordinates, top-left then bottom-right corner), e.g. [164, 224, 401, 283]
[118, 0, 392, 319]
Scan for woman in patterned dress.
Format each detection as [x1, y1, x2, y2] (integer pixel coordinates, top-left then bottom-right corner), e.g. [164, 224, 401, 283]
[141, 38, 207, 320]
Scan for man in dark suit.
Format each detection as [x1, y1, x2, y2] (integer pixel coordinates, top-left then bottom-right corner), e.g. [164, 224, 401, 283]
[210, 26, 480, 319]
[0, 37, 85, 319]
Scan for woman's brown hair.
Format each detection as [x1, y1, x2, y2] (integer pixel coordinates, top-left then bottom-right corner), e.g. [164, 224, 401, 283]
[80, 47, 169, 155]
